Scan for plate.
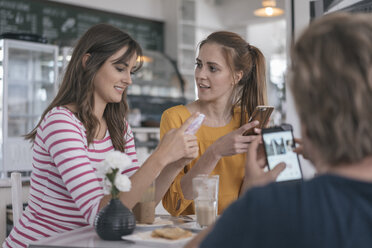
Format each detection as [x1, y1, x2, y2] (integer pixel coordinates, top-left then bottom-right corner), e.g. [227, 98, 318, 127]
[135, 217, 173, 229]
[177, 215, 196, 222]
[122, 230, 195, 248]
[178, 222, 204, 232]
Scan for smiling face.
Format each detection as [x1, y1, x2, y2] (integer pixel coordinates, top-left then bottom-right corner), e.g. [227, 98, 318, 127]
[93, 46, 138, 108]
[195, 43, 237, 104]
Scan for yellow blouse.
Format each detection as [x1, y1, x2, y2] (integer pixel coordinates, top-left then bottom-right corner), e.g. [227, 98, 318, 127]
[160, 105, 245, 216]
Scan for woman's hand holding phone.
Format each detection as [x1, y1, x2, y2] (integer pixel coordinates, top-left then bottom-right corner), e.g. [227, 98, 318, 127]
[242, 136, 286, 192]
[209, 121, 260, 158]
[157, 113, 200, 166]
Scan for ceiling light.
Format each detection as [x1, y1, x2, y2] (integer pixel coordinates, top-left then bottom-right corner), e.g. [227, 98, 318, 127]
[254, 0, 284, 17]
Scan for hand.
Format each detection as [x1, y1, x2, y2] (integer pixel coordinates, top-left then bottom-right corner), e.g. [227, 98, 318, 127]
[156, 113, 200, 166]
[243, 136, 286, 190]
[293, 138, 309, 160]
[210, 121, 260, 158]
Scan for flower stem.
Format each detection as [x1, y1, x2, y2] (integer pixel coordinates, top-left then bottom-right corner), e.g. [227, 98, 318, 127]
[107, 168, 120, 199]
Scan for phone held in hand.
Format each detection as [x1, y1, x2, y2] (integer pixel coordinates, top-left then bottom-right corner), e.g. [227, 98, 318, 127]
[185, 113, 205, 135]
[243, 105, 274, 136]
[261, 124, 303, 183]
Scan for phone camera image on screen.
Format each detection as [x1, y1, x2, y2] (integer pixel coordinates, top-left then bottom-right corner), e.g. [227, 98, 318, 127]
[262, 130, 302, 182]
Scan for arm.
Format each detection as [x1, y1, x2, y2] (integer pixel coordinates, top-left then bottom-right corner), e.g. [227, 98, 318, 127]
[154, 159, 190, 205]
[43, 109, 105, 225]
[119, 113, 199, 209]
[159, 109, 200, 215]
[180, 121, 260, 200]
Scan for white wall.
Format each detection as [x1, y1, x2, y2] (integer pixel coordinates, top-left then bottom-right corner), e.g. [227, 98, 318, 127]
[195, 0, 224, 43]
[247, 20, 286, 59]
[162, 0, 179, 60]
[285, 0, 316, 179]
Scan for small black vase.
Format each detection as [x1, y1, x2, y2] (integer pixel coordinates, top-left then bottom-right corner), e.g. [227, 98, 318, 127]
[94, 198, 136, 240]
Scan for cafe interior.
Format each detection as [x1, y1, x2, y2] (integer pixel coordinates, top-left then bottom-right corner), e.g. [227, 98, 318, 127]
[0, 0, 370, 247]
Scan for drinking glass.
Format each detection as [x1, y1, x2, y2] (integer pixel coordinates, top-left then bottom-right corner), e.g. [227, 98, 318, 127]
[133, 181, 155, 224]
[192, 174, 219, 228]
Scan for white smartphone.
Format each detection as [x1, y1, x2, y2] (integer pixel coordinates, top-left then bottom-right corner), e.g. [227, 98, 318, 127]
[261, 124, 302, 182]
[185, 113, 205, 135]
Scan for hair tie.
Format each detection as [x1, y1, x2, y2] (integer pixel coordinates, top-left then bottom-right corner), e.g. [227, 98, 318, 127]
[247, 44, 252, 52]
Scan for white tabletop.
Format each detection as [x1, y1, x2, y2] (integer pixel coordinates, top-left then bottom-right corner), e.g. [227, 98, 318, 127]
[29, 216, 198, 248]
[29, 226, 143, 248]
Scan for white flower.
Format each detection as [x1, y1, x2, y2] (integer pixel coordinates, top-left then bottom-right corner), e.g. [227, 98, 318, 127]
[95, 164, 110, 179]
[99, 151, 133, 198]
[102, 177, 112, 195]
[104, 151, 132, 171]
[114, 174, 131, 192]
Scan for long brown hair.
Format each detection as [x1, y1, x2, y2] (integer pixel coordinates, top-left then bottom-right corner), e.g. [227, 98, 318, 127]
[199, 31, 267, 125]
[25, 24, 143, 152]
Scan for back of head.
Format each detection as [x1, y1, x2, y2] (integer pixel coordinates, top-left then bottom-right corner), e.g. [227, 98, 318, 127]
[290, 12, 372, 165]
[199, 31, 267, 124]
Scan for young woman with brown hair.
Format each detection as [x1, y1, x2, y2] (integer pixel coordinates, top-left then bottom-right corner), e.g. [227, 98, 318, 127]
[160, 31, 269, 216]
[4, 23, 199, 247]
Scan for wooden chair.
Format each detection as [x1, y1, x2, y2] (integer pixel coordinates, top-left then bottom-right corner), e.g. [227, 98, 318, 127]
[10, 172, 23, 226]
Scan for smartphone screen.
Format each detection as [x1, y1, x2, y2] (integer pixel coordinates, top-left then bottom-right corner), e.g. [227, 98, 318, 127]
[262, 128, 302, 182]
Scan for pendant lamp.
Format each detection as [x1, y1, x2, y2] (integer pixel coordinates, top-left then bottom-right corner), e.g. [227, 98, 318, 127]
[254, 0, 284, 17]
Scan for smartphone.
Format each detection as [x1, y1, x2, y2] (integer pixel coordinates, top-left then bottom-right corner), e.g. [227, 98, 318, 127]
[261, 124, 303, 183]
[185, 113, 205, 135]
[243, 105, 274, 136]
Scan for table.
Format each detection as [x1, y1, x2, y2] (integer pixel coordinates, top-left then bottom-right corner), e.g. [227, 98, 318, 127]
[29, 215, 198, 248]
[29, 226, 144, 248]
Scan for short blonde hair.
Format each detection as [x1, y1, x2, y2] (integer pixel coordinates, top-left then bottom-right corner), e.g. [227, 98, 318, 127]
[290, 13, 372, 165]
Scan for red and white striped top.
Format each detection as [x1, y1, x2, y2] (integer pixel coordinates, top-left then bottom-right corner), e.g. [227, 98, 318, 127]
[4, 106, 139, 248]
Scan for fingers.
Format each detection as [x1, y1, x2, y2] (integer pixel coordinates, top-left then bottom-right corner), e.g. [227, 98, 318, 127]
[257, 157, 266, 169]
[293, 146, 303, 154]
[179, 112, 201, 132]
[187, 147, 199, 158]
[269, 162, 286, 180]
[294, 138, 302, 145]
[185, 133, 198, 148]
[253, 128, 261, 135]
[238, 133, 260, 145]
[238, 121, 259, 135]
[247, 135, 261, 160]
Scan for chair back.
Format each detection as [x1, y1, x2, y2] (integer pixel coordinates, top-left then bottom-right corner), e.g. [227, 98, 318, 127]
[10, 172, 23, 225]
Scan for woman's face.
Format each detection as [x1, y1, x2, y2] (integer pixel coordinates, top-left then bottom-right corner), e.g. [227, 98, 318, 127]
[195, 42, 236, 103]
[93, 46, 138, 107]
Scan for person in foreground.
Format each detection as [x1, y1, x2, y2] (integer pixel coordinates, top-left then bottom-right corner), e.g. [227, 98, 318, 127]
[4, 24, 199, 248]
[186, 12, 372, 248]
[160, 31, 268, 216]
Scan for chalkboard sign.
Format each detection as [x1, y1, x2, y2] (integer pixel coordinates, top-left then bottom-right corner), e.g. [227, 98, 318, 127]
[0, 0, 164, 51]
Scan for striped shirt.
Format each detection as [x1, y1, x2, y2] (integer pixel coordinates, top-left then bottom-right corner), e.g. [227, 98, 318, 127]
[4, 106, 139, 248]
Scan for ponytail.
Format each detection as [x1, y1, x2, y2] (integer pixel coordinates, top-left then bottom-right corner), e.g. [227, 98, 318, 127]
[238, 44, 267, 126]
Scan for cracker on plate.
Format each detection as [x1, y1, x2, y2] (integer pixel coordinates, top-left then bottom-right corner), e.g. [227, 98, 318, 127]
[151, 227, 193, 240]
